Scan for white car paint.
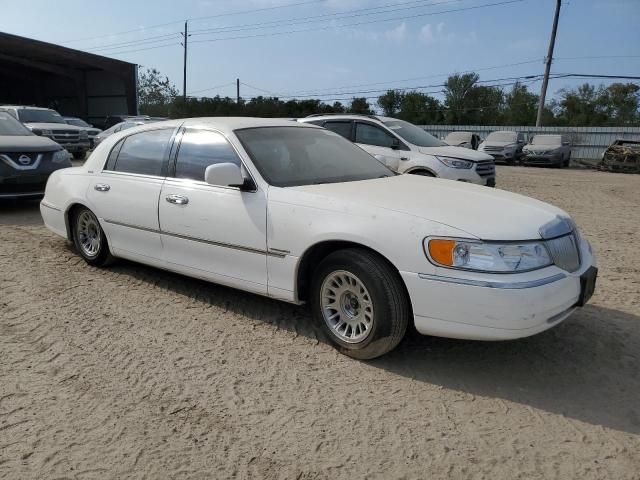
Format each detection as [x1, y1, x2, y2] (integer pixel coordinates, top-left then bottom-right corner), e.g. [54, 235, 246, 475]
[40, 117, 596, 347]
[298, 115, 496, 186]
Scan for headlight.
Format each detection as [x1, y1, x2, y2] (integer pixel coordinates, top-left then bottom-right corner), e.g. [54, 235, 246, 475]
[425, 237, 552, 273]
[436, 156, 474, 169]
[32, 128, 53, 136]
[52, 150, 70, 163]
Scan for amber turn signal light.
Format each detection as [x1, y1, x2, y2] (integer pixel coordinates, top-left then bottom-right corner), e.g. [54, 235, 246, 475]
[428, 239, 456, 266]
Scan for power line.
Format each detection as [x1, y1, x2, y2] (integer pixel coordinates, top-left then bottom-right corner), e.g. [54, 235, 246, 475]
[99, 41, 181, 57]
[84, 32, 181, 53]
[189, 0, 464, 36]
[189, 0, 526, 45]
[60, 0, 326, 45]
[188, 82, 237, 95]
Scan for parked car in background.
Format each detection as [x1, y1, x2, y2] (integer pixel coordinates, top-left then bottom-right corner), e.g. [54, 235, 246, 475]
[40, 117, 597, 359]
[102, 114, 151, 130]
[598, 139, 640, 174]
[444, 131, 481, 150]
[92, 119, 154, 148]
[0, 106, 90, 159]
[0, 111, 71, 199]
[299, 114, 496, 187]
[64, 117, 102, 149]
[522, 134, 572, 167]
[478, 130, 525, 165]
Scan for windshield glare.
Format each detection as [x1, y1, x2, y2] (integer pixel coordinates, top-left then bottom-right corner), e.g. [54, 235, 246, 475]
[486, 132, 517, 143]
[0, 112, 33, 136]
[235, 126, 393, 187]
[66, 118, 91, 128]
[532, 135, 561, 145]
[383, 119, 446, 147]
[18, 109, 66, 124]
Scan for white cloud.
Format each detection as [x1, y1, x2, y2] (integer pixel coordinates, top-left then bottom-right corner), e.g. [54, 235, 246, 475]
[419, 24, 435, 44]
[384, 22, 407, 42]
[419, 22, 475, 45]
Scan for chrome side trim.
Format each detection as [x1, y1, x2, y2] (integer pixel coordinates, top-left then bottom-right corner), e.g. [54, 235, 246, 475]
[40, 201, 61, 212]
[102, 219, 285, 258]
[417, 272, 567, 289]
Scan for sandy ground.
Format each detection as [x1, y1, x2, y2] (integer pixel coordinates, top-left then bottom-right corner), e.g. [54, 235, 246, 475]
[1, 166, 639, 480]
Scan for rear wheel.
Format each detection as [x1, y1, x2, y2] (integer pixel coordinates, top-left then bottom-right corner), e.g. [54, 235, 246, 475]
[311, 249, 409, 359]
[72, 207, 114, 266]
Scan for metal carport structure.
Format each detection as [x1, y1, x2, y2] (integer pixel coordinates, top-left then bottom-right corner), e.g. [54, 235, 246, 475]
[0, 31, 137, 127]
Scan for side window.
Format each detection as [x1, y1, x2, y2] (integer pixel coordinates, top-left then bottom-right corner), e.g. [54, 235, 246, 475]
[174, 129, 241, 181]
[323, 121, 352, 140]
[355, 123, 396, 148]
[517, 133, 524, 143]
[109, 128, 173, 176]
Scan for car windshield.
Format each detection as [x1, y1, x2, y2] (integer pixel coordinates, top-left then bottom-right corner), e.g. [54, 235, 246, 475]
[235, 126, 393, 187]
[532, 135, 561, 145]
[486, 131, 517, 143]
[0, 112, 33, 136]
[382, 119, 446, 147]
[445, 132, 471, 143]
[66, 118, 91, 128]
[18, 108, 67, 124]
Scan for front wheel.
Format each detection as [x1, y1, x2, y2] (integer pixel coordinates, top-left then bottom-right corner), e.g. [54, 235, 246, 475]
[311, 249, 410, 359]
[409, 170, 435, 177]
[72, 207, 114, 266]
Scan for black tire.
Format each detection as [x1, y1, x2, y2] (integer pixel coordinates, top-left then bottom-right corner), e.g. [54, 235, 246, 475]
[72, 207, 115, 266]
[410, 170, 435, 177]
[311, 248, 409, 359]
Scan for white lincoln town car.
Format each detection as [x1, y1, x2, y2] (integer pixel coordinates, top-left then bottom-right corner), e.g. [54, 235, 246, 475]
[40, 118, 597, 359]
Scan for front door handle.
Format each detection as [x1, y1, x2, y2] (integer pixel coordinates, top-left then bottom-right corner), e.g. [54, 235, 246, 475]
[94, 183, 110, 192]
[166, 194, 189, 205]
[400, 157, 409, 161]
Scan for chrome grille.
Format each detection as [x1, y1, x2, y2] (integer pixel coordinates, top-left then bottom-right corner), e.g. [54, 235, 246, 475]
[545, 233, 580, 272]
[475, 159, 495, 177]
[52, 130, 80, 143]
[482, 146, 504, 152]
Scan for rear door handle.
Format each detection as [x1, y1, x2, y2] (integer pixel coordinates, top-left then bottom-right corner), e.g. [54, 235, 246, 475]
[166, 194, 189, 205]
[400, 157, 409, 161]
[94, 183, 110, 192]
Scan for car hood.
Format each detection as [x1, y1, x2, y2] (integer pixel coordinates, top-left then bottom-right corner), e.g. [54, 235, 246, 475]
[287, 174, 566, 241]
[0, 134, 62, 152]
[417, 145, 493, 161]
[524, 143, 560, 150]
[25, 122, 84, 131]
[479, 141, 516, 148]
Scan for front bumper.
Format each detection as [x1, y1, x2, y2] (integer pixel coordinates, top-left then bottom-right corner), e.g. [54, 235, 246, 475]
[401, 238, 596, 340]
[446, 168, 496, 187]
[523, 154, 562, 166]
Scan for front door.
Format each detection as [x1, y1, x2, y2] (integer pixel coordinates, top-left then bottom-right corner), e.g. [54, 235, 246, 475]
[158, 128, 268, 295]
[87, 127, 175, 263]
[353, 121, 406, 171]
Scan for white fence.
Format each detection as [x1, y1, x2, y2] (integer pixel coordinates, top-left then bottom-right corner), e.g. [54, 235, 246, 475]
[419, 125, 640, 162]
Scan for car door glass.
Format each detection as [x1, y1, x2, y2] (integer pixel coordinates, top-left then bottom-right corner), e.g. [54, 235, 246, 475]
[355, 123, 396, 148]
[323, 121, 352, 140]
[109, 128, 173, 176]
[175, 129, 241, 181]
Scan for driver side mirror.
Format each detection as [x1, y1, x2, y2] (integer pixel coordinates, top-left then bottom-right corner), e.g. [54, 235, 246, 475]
[204, 163, 254, 191]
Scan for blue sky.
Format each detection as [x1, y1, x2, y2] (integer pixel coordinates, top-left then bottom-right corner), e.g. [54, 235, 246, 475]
[2, 0, 639, 106]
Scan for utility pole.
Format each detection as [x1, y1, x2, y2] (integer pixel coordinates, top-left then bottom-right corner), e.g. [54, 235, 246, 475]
[182, 21, 188, 102]
[536, 0, 561, 126]
[236, 78, 240, 104]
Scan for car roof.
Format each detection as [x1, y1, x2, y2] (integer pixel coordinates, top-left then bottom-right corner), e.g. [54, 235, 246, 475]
[0, 105, 55, 111]
[300, 113, 384, 123]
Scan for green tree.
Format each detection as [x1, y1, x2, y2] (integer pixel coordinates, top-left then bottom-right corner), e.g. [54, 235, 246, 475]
[397, 92, 443, 124]
[443, 73, 479, 124]
[349, 97, 373, 114]
[377, 90, 404, 116]
[599, 83, 639, 125]
[503, 82, 539, 125]
[138, 68, 179, 117]
[555, 83, 608, 126]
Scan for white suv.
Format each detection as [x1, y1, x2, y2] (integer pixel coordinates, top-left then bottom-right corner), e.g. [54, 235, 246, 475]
[298, 114, 496, 187]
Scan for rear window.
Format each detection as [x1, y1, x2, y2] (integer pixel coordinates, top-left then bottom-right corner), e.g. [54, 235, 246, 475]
[106, 128, 173, 176]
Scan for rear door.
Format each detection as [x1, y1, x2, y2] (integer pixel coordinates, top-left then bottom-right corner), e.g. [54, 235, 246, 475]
[87, 127, 176, 263]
